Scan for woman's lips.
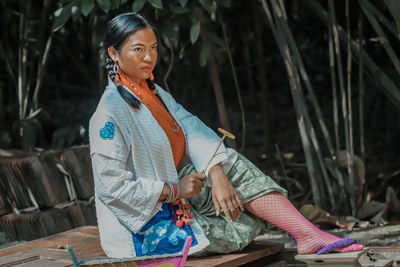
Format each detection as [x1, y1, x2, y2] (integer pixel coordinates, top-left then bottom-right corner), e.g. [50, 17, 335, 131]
[142, 66, 152, 70]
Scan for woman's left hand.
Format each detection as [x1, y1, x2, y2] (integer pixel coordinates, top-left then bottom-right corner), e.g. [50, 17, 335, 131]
[209, 164, 244, 222]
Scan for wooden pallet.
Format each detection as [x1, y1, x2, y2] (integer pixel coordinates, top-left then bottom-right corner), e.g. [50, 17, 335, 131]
[0, 226, 284, 267]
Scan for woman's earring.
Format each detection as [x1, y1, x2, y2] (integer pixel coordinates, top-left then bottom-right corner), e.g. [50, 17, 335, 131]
[150, 73, 154, 81]
[113, 62, 119, 74]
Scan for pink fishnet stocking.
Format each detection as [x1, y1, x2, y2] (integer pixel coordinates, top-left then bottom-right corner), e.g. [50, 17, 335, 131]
[245, 192, 363, 254]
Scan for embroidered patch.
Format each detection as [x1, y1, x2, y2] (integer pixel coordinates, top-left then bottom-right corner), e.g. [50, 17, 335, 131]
[99, 121, 115, 140]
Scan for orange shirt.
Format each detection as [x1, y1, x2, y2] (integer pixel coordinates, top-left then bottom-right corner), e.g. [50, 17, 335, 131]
[116, 75, 185, 167]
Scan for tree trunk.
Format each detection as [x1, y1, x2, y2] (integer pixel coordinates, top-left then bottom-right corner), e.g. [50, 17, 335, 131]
[253, 1, 270, 152]
[196, 7, 236, 148]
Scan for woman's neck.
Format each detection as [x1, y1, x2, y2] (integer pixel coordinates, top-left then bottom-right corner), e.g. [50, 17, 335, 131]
[119, 71, 145, 87]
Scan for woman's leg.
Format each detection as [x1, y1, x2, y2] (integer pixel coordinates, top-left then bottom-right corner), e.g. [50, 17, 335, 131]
[244, 192, 363, 254]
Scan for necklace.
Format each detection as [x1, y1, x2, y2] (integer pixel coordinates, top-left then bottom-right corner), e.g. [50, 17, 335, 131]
[118, 72, 181, 134]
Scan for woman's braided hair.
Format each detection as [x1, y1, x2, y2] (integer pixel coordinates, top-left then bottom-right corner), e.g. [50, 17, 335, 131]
[104, 13, 159, 109]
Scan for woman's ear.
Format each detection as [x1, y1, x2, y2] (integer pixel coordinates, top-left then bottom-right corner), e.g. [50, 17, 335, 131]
[107, 47, 118, 62]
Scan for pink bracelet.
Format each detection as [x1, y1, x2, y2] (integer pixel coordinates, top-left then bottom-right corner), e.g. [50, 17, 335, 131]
[172, 183, 177, 200]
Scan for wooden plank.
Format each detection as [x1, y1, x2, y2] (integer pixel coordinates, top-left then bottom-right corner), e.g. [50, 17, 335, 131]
[0, 255, 40, 266]
[0, 226, 104, 257]
[0, 227, 284, 267]
[185, 243, 284, 267]
[12, 259, 72, 267]
[0, 247, 107, 267]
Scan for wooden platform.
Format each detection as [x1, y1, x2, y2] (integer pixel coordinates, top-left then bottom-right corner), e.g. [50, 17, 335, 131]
[0, 226, 284, 266]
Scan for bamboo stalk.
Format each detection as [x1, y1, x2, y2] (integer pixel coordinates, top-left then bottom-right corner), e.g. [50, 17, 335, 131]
[360, 0, 400, 75]
[345, 0, 356, 216]
[219, 14, 246, 152]
[32, 33, 53, 111]
[308, 0, 400, 107]
[358, 12, 366, 161]
[329, 25, 340, 152]
[363, 0, 399, 40]
[261, 0, 322, 208]
[274, 0, 347, 207]
[162, 36, 173, 94]
[272, 0, 339, 210]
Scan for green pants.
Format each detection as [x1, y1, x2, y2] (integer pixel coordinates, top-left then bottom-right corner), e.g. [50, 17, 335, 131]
[179, 153, 287, 255]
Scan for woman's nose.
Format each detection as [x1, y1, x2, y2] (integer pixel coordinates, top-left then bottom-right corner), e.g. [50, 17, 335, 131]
[143, 51, 152, 62]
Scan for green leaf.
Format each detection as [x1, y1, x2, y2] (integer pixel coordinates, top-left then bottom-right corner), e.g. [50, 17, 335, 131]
[71, 5, 80, 21]
[54, 7, 63, 17]
[169, 3, 190, 14]
[81, 0, 94, 16]
[148, 0, 163, 9]
[52, 6, 72, 32]
[384, 0, 400, 31]
[210, 1, 217, 21]
[216, 0, 231, 8]
[190, 20, 201, 44]
[96, 0, 111, 13]
[132, 0, 146, 12]
[199, 42, 212, 67]
[198, 0, 210, 12]
[178, 0, 189, 7]
[26, 108, 42, 120]
[209, 32, 224, 48]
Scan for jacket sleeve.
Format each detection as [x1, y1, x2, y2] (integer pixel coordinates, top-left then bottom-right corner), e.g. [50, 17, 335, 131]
[89, 112, 164, 233]
[156, 85, 229, 185]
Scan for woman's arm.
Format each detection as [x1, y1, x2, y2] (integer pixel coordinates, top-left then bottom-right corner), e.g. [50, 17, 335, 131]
[89, 113, 165, 234]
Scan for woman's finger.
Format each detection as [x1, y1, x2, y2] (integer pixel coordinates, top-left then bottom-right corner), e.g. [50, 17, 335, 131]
[213, 196, 221, 216]
[230, 198, 241, 220]
[234, 192, 244, 212]
[226, 200, 239, 221]
[221, 203, 233, 222]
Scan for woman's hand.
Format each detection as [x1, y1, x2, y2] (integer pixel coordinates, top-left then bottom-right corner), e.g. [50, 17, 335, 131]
[178, 172, 206, 199]
[209, 164, 244, 222]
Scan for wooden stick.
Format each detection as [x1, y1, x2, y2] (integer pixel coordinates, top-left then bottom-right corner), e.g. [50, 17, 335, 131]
[203, 128, 235, 172]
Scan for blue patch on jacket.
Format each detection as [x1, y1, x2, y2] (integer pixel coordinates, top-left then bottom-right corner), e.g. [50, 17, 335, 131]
[100, 121, 115, 139]
[132, 203, 197, 256]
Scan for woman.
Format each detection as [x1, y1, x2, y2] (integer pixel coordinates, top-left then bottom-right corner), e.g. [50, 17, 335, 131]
[89, 12, 363, 258]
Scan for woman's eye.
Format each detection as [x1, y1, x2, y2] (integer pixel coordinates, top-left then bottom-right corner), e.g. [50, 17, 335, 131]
[152, 45, 157, 50]
[133, 47, 142, 52]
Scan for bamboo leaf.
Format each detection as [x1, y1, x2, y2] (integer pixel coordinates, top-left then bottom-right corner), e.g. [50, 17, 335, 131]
[200, 41, 212, 67]
[198, 0, 211, 13]
[169, 3, 190, 14]
[384, 0, 400, 32]
[81, 0, 95, 16]
[52, 6, 72, 32]
[360, 0, 400, 74]
[26, 108, 42, 120]
[190, 20, 201, 44]
[96, 0, 111, 13]
[178, 0, 189, 7]
[361, 0, 399, 39]
[132, 0, 146, 12]
[148, 0, 163, 9]
[216, 0, 231, 8]
[71, 5, 81, 21]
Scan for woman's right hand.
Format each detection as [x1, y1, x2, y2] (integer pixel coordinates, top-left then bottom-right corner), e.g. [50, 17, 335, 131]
[178, 172, 206, 199]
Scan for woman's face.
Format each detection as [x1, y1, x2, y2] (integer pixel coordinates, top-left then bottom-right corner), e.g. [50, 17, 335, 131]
[109, 27, 158, 84]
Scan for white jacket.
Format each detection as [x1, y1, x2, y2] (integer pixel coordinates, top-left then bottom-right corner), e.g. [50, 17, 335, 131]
[89, 80, 238, 257]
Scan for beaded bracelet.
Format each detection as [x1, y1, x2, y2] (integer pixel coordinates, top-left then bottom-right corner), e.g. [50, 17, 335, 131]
[165, 182, 179, 203]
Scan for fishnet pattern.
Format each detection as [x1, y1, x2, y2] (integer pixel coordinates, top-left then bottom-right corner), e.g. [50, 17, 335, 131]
[245, 192, 363, 254]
